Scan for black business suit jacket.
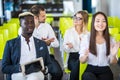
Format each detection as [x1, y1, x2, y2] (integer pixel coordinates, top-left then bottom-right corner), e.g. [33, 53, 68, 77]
[1, 36, 52, 80]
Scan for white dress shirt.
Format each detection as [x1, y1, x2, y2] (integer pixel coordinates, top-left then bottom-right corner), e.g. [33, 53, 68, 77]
[63, 27, 89, 53]
[32, 23, 59, 54]
[20, 36, 36, 65]
[33, 23, 59, 48]
[79, 33, 116, 66]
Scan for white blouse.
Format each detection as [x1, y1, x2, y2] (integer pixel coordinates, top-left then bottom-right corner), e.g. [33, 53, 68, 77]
[63, 27, 89, 53]
[79, 33, 116, 66]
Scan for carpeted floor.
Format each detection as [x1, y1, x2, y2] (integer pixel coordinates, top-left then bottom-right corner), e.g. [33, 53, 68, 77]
[0, 60, 4, 80]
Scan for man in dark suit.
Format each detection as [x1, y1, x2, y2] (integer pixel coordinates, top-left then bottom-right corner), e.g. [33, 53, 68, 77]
[2, 12, 52, 80]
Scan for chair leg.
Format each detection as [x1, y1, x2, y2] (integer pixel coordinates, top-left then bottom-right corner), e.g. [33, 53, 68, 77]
[4, 74, 6, 80]
[64, 69, 71, 80]
[44, 73, 52, 80]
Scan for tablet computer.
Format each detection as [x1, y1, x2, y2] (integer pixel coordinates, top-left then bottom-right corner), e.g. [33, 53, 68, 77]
[21, 57, 44, 75]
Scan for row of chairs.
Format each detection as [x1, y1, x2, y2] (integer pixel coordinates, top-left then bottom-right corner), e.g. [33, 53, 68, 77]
[59, 17, 73, 38]
[0, 18, 19, 59]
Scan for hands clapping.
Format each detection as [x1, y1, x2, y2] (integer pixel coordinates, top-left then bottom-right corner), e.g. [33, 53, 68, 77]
[42, 37, 55, 46]
[110, 42, 120, 56]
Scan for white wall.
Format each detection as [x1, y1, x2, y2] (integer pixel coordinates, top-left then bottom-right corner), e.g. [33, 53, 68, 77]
[95, 0, 120, 17]
[63, 1, 74, 15]
[63, 0, 82, 15]
[109, 0, 120, 18]
[73, 0, 82, 14]
[0, 0, 3, 17]
[96, 0, 109, 16]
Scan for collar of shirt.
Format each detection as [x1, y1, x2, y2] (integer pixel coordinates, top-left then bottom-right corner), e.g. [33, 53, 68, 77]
[21, 35, 34, 42]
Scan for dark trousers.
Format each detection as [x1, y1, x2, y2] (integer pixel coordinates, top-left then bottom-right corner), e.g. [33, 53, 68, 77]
[68, 52, 80, 80]
[48, 55, 63, 80]
[82, 65, 113, 80]
[119, 74, 120, 80]
[117, 58, 120, 65]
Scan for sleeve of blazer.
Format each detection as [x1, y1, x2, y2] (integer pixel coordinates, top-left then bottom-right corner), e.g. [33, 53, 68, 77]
[41, 41, 53, 71]
[43, 42, 52, 66]
[35, 39, 52, 69]
[34, 38, 53, 72]
[2, 40, 20, 74]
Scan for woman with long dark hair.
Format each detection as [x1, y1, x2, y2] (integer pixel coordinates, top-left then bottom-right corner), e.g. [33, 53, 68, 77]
[79, 12, 119, 80]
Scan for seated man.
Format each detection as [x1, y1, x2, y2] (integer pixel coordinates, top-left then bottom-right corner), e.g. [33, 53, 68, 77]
[30, 5, 63, 80]
[2, 12, 52, 80]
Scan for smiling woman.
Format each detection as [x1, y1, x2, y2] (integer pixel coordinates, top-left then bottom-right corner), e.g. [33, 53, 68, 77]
[63, 10, 89, 80]
[79, 12, 119, 80]
[94, 14, 107, 32]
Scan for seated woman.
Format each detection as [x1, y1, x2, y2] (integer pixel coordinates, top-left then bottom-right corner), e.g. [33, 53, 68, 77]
[79, 12, 119, 80]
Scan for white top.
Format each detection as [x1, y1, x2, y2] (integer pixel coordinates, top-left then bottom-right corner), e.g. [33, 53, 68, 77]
[20, 36, 36, 65]
[32, 23, 59, 54]
[79, 33, 116, 66]
[63, 27, 89, 53]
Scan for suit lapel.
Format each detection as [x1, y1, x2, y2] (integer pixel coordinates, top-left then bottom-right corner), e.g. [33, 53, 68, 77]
[13, 36, 21, 62]
[34, 37, 41, 58]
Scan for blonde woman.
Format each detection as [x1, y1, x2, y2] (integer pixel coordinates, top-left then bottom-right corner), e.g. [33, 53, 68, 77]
[63, 10, 89, 80]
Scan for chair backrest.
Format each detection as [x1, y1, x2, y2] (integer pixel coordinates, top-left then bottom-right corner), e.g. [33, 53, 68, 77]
[0, 34, 4, 59]
[62, 51, 70, 69]
[79, 63, 87, 80]
[4, 23, 18, 40]
[109, 27, 119, 36]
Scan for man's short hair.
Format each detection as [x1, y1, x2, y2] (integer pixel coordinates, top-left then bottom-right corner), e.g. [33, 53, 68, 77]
[19, 12, 34, 26]
[30, 5, 45, 16]
[19, 12, 34, 19]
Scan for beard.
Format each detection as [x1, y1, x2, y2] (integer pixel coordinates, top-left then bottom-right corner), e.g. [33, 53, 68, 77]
[38, 19, 45, 23]
[27, 32, 33, 36]
[22, 29, 33, 36]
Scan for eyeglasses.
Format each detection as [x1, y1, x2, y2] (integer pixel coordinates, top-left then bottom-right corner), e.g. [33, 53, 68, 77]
[73, 16, 83, 21]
